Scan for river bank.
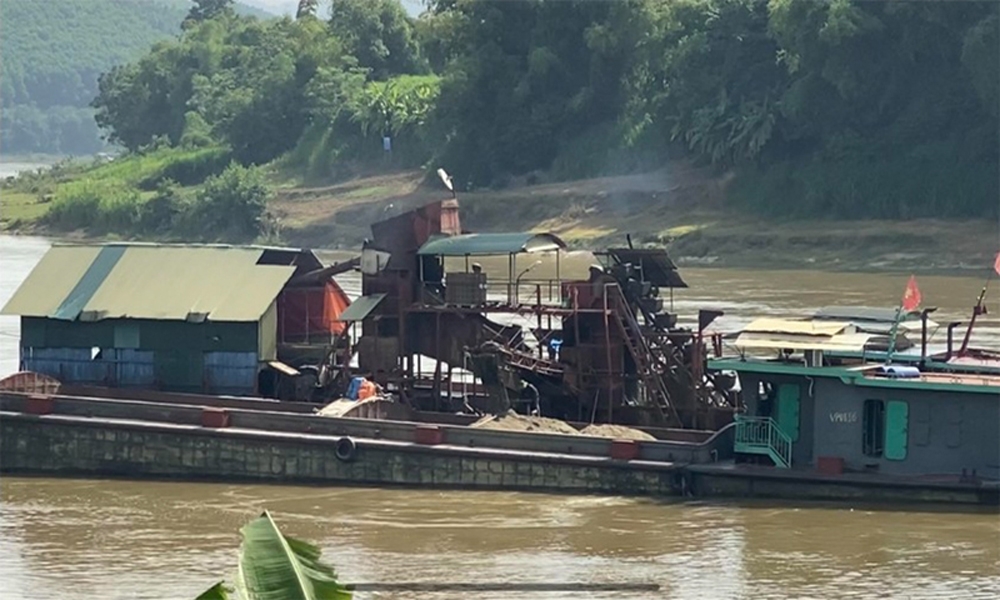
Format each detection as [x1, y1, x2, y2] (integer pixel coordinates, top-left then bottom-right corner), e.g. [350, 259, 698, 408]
[2, 160, 997, 273]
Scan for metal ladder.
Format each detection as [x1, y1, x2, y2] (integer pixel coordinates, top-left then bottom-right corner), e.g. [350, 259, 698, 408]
[604, 284, 682, 426]
[733, 415, 792, 468]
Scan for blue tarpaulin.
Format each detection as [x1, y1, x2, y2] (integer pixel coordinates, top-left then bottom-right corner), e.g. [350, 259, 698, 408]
[346, 376, 365, 400]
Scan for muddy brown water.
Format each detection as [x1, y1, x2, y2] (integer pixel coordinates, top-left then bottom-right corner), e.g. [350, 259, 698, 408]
[1, 235, 999, 599]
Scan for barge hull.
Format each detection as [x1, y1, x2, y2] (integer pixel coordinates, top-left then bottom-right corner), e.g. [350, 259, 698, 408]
[2, 408, 997, 507]
[0, 412, 682, 496]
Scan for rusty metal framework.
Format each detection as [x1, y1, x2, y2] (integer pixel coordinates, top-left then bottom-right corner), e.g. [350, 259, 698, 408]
[343, 198, 736, 430]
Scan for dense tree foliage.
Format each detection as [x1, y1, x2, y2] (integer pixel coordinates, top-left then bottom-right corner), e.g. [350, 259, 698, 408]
[92, 14, 366, 165]
[185, 0, 236, 26]
[0, 0, 187, 154]
[86, 0, 999, 219]
[0, 0, 273, 156]
[329, 0, 425, 79]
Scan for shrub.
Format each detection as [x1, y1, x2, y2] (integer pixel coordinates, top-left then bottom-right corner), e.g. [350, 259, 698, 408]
[138, 179, 182, 234]
[139, 146, 232, 189]
[179, 111, 216, 149]
[189, 162, 271, 241]
[45, 180, 142, 233]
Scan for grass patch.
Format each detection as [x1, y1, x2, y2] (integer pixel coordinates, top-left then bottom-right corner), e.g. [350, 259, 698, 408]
[340, 184, 396, 200]
[1, 146, 233, 237]
[0, 191, 50, 228]
[45, 180, 143, 233]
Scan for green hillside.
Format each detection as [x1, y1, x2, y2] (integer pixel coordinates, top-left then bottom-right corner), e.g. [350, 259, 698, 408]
[2, 0, 997, 255]
[0, 0, 270, 156]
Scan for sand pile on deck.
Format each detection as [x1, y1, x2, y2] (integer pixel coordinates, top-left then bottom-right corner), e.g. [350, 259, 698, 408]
[470, 410, 580, 435]
[580, 424, 657, 441]
[470, 410, 655, 440]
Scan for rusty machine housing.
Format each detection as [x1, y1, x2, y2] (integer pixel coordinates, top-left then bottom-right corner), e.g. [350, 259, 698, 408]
[341, 198, 736, 430]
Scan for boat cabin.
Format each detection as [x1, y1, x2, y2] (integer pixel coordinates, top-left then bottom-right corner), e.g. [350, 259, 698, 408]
[711, 315, 1000, 481]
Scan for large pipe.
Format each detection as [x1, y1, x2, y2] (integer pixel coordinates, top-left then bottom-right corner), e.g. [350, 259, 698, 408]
[958, 287, 988, 357]
[919, 307, 937, 367]
[288, 256, 361, 285]
[945, 321, 962, 361]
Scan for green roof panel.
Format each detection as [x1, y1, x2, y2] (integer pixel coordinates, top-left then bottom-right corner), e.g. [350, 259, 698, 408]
[337, 293, 386, 322]
[51, 245, 126, 321]
[2, 243, 305, 323]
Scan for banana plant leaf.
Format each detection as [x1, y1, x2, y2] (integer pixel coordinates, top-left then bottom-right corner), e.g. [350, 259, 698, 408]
[195, 582, 231, 600]
[236, 510, 352, 600]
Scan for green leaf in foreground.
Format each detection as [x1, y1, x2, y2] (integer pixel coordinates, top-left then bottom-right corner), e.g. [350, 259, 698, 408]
[236, 510, 352, 600]
[195, 581, 231, 600]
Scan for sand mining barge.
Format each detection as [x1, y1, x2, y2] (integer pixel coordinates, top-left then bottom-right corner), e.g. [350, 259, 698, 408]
[2, 175, 999, 507]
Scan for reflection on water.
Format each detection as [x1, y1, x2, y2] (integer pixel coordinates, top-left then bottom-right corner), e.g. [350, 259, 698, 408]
[1, 236, 999, 599]
[1, 478, 998, 600]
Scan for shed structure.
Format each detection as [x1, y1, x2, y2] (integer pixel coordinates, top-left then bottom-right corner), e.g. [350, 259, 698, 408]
[1, 243, 350, 395]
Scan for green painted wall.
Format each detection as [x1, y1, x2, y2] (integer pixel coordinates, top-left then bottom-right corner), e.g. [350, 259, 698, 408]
[21, 317, 261, 392]
[22, 317, 258, 353]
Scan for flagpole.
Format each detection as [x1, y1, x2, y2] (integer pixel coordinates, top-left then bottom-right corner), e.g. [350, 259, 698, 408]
[885, 302, 905, 365]
[888, 274, 920, 365]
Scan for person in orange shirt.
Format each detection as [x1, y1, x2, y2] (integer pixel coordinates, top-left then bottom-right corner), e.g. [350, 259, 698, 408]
[357, 378, 377, 400]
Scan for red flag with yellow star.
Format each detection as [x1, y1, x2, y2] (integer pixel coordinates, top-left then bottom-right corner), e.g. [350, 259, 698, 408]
[901, 275, 921, 312]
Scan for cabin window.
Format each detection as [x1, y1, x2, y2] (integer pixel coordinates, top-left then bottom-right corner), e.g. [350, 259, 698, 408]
[945, 404, 963, 449]
[912, 401, 930, 447]
[863, 399, 885, 457]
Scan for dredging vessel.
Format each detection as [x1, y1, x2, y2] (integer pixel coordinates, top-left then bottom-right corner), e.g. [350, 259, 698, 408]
[1, 176, 997, 506]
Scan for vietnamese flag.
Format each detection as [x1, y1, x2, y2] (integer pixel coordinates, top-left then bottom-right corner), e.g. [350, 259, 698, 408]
[902, 275, 921, 312]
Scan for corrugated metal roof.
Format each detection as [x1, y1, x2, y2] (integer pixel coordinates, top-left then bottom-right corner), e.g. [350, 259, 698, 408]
[1, 244, 298, 323]
[337, 293, 386, 322]
[0, 245, 103, 317]
[812, 306, 938, 333]
[734, 332, 907, 353]
[814, 306, 908, 322]
[87, 246, 294, 321]
[51, 245, 126, 320]
[417, 233, 566, 256]
[741, 318, 853, 337]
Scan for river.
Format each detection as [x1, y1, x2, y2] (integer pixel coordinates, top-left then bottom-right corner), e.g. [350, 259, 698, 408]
[0, 160, 56, 180]
[1, 234, 998, 599]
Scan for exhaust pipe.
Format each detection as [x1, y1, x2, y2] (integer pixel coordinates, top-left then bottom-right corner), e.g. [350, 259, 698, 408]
[945, 321, 962, 361]
[919, 307, 937, 367]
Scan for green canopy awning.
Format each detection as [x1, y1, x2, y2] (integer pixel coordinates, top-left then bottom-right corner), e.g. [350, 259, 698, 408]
[337, 293, 386, 322]
[417, 233, 566, 257]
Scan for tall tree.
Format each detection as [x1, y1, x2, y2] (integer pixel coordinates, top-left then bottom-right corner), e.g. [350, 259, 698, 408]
[296, 0, 319, 20]
[329, 0, 423, 79]
[184, 0, 234, 28]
